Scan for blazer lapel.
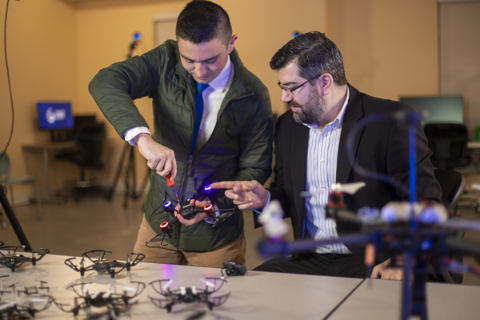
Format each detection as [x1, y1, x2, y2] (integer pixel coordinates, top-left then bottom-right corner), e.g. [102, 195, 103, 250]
[290, 122, 309, 218]
[337, 84, 365, 184]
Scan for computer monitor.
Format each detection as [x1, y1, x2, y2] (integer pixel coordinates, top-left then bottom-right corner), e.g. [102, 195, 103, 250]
[399, 96, 463, 126]
[37, 102, 74, 130]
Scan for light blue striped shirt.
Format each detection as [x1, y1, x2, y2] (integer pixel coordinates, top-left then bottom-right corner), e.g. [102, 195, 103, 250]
[304, 87, 351, 254]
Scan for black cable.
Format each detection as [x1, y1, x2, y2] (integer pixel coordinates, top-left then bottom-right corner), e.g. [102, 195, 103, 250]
[321, 278, 366, 320]
[0, 0, 15, 164]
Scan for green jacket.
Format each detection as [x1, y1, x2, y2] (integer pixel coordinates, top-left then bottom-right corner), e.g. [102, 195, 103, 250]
[89, 40, 273, 251]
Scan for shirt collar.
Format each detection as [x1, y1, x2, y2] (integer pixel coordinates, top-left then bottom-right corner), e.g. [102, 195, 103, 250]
[208, 55, 232, 92]
[302, 86, 350, 130]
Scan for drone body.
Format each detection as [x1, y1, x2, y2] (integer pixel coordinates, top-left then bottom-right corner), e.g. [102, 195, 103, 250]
[54, 281, 145, 318]
[146, 188, 236, 248]
[64, 250, 145, 278]
[149, 278, 230, 313]
[0, 244, 49, 272]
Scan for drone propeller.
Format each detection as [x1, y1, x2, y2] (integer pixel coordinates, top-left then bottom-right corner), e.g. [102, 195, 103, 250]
[301, 182, 366, 197]
[201, 279, 215, 288]
[162, 280, 173, 291]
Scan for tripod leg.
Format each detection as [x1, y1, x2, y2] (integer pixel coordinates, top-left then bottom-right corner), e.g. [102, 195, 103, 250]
[0, 185, 32, 251]
[124, 162, 130, 209]
[137, 166, 151, 198]
[130, 146, 138, 200]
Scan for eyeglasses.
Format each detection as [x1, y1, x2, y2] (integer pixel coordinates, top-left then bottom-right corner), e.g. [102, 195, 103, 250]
[277, 73, 323, 95]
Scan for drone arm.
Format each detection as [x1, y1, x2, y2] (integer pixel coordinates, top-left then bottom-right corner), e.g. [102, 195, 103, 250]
[32, 248, 50, 261]
[129, 252, 145, 266]
[209, 291, 231, 307]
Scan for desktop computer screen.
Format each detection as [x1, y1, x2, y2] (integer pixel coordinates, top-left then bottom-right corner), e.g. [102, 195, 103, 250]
[399, 96, 463, 126]
[37, 101, 74, 130]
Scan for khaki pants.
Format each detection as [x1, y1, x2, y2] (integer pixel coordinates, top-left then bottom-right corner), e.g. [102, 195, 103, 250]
[133, 216, 246, 268]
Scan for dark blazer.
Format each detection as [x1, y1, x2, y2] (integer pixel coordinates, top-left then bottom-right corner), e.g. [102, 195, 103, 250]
[267, 84, 442, 249]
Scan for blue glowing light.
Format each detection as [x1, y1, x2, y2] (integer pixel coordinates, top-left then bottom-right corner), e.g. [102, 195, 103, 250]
[163, 201, 172, 208]
[204, 185, 212, 191]
[133, 32, 141, 41]
[292, 31, 301, 38]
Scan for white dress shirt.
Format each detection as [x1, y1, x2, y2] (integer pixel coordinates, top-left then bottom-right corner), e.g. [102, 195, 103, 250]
[124, 56, 234, 149]
[304, 87, 350, 254]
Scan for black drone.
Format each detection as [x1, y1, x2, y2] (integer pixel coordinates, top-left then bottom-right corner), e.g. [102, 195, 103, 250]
[64, 250, 145, 278]
[53, 281, 145, 319]
[0, 243, 50, 272]
[146, 181, 236, 248]
[0, 279, 53, 319]
[148, 278, 230, 313]
[221, 260, 247, 278]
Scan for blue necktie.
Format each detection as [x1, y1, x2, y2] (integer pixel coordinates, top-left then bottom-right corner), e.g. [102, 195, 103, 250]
[191, 82, 209, 154]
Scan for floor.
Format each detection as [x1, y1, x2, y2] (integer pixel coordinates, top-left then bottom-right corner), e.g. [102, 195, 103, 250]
[0, 192, 273, 270]
[1, 190, 480, 286]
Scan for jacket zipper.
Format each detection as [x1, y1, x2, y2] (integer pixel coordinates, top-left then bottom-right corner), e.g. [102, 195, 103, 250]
[174, 155, 193, 248]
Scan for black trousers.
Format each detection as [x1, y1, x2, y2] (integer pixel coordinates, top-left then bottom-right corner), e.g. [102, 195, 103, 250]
[253, 252, 367, 278]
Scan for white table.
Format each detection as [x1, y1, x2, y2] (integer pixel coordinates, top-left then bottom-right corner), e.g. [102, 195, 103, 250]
[0, 252, 363, 319]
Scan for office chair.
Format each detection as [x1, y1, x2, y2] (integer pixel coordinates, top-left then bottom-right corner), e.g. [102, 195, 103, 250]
[58, 122, 106, 201]
[424, 123, 470, 170]
[0, 153, 42, 222]
[433, 168, 466, 284]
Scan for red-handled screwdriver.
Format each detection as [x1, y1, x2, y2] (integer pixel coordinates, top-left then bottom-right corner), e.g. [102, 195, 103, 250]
[165, 174, 180, 204]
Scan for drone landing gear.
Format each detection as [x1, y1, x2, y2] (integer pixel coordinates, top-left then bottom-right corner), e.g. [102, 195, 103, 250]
[405, 255, 429, 320]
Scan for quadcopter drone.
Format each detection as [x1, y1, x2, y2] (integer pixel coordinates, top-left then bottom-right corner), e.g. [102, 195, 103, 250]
[221, 260, 247, 278]
[146, 177, 237, 248]
[148, 278, 230, 313]
[0, 243, 50, 272]
[64, 250, 145, 278]
[53, 281, 145, 318]
[0, 279, 53, 319]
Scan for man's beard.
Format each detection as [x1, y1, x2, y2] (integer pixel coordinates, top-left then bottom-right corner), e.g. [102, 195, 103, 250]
[289, 86, 325, 125]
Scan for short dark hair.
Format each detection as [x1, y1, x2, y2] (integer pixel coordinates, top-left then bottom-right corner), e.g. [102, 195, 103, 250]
[176, 0, 232, 45]
[270, 31, 347, 86]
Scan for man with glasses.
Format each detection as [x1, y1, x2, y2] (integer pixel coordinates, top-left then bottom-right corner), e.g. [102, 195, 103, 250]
[212, 31, 441, 279]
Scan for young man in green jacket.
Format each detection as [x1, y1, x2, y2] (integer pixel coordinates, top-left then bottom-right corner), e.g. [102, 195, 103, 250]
[89, 0, 273, 267]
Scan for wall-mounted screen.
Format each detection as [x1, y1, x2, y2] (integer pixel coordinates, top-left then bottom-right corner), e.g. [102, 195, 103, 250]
[399, 96, 463, 126]
[37, 101, 74, 130]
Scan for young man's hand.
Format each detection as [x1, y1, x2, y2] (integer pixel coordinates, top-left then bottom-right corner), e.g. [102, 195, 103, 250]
[134, 133, 177, 180]
[174, 200, 209, 227]
[211, 180, 269, 210]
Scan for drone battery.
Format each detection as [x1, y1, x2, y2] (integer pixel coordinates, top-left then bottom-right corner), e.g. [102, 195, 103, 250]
[179, 201, 196, 220]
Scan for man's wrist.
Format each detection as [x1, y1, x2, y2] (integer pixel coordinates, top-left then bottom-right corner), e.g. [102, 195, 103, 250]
[133, 132, 151, 145]
[124, 127, 150, 146]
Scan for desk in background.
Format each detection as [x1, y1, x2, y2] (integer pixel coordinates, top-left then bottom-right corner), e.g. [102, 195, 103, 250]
[22, 141, 77, 201]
